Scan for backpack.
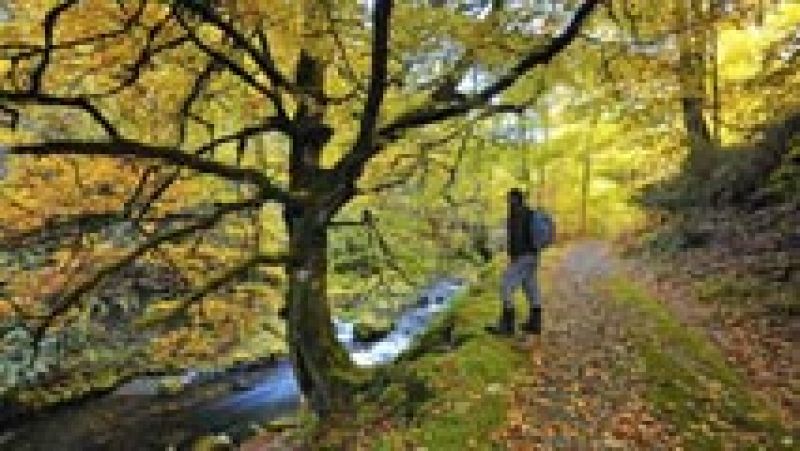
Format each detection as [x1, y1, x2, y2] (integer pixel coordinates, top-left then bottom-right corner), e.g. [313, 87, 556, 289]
[528, 208, 555, 250]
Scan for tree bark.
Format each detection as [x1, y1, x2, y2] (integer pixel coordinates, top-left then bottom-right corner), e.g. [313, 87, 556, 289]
[580, 150, 591, 235]
[283, 2, 360, 414]
[677, 0, 716, 179]
[284, 76, 356, 414]
[284, 213, 355, 416]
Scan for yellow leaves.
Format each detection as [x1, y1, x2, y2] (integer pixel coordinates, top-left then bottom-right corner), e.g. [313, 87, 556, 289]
[505, 405, 527, 430]
[150, 327, 215, 362]
[146, 295, 269, 364]
[718, 27, 768, 81]
[608, 404, 666, 445]
[136, 299, 178, 327]
[0, 299, 15, 318]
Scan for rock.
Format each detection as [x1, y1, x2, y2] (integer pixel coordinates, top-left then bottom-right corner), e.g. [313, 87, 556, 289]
[155, 376, 187, 397]
[231, 377, 252, 391]
[193, 434, 235, 451]
[782, 232, 800, 249]
[352, 322, 392, 343]
[486, 383, 503, 394]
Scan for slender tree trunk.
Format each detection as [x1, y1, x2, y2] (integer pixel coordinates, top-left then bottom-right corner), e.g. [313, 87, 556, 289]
[580, 150, 590, 236]
[537, 165, 546, 207]
[678, 0, 716, 178]
[710, 0, 721, 145]
[538, 88, 549, 207]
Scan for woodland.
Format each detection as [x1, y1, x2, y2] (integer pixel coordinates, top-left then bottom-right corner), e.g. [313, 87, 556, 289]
[0, 0, 798, 449]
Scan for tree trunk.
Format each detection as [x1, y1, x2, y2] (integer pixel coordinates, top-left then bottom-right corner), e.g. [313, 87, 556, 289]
[284, 213, 355, 416]
[678, 0, 716, 179]
[284, 1, 360, 414]
[710, 0, 721, 145]
[580, 150, 590, 236]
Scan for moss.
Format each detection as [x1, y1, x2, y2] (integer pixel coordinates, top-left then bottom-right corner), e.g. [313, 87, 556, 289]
[191, 434, 235, 451]
[156, 375, 189, 397]
[303, 259, 526, 450]
[352, 316, 394, 343]
[695, 274, 765, 304]
[606, 277, 792, 448]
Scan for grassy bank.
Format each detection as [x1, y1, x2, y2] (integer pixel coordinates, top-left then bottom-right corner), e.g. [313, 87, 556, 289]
[292, 260, 529, 450]
[604, 277, 794, 448]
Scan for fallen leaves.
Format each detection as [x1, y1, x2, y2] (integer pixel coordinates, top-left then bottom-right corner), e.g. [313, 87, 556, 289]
[496, 242, 682, 449]
[632, 242, 800, 431]
[609, 402, 667, 445]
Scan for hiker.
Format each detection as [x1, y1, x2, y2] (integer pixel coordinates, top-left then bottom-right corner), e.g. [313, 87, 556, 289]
[488, 189, 553, 335]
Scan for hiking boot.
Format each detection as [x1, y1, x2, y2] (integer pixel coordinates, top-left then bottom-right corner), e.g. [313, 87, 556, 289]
[521, 306, 541, 334]
[486, 307, 515, 336]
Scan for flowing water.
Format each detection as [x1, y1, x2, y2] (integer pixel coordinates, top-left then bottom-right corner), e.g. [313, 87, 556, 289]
[1, 278, 465, 450]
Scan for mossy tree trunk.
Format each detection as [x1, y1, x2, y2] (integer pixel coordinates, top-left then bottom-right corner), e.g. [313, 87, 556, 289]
[282, 5, 360, 414]
[284, 213, 355, 416]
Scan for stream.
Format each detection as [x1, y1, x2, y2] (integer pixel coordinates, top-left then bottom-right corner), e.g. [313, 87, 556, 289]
[0, 278, 465, 450]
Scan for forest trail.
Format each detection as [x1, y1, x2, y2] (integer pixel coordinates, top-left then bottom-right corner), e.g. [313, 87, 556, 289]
[495, 241, 795, 449]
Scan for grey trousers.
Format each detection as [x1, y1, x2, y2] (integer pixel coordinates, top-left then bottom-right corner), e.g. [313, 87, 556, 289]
[501, 254, 540, 310]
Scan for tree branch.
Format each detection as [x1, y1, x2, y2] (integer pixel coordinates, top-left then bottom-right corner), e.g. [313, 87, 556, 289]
[175, 1, 293, 93]
[30, 198, 265, 351]
[379, 0, 600, 140]
[173, 8, 288, 120]
[0, 1, 146, 58]
[326, 0, 393, 206]
[157, 253, 287, 328]
[8, 140, 291, 203]
[330, 0, 599, 211]
[126, 117, 290, 220]
[177, 61, 220, 147]
[29, 0, 80, 94]
[0, 91, 121, 139]
[352, 0, 393, 163]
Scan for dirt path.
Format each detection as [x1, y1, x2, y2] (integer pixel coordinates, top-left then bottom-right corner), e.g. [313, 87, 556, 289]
[496, 241, 795, 450]
[495, 241, 677, 449]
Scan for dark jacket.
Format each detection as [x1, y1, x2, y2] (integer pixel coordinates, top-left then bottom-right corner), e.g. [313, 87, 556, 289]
[507, 203, 533, 258]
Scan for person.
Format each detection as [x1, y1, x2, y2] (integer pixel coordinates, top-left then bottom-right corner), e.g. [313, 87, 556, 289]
[487, 189, 541, 335]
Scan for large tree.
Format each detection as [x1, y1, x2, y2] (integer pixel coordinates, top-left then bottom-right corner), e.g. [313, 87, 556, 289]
[0, 0, 600, 415]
